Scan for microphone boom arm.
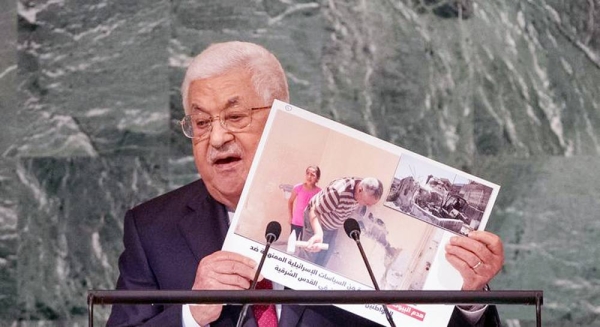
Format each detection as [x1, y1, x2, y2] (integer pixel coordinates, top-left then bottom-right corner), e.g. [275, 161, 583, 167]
[355, 238, 381, 291]
[345, 218, 397, 327]
[235, 221, 281, 327]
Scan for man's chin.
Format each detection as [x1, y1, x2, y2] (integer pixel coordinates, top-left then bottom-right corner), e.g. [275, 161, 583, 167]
[217, 183, 244, 196]
[209, 178, 246, 202]
[199, 166, 247, 201]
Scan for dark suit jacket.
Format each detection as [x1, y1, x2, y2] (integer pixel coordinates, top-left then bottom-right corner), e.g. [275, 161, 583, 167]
[107, 180, 500, 327]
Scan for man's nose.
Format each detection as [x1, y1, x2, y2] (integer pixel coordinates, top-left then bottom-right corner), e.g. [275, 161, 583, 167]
[208, 120, 234, 148]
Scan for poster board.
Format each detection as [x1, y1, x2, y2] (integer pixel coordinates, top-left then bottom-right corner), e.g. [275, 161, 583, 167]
[223, 100, 500, 326]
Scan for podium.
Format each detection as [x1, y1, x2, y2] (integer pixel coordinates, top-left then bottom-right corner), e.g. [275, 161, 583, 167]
[88, 289, 543, 327]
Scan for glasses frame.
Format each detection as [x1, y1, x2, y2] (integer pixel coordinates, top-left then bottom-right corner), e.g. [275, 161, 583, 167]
[180, 106, 271, 140]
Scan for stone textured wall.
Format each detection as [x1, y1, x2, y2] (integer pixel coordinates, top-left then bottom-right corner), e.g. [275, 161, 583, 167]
[1, 0, 599, 326]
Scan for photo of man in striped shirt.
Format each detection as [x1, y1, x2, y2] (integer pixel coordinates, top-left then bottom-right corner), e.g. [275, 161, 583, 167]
[299, 177, 384, 266]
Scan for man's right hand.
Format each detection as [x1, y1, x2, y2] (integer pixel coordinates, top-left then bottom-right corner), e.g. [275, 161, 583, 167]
[190, 251, 257, 326]
[305, 233, 324, 252]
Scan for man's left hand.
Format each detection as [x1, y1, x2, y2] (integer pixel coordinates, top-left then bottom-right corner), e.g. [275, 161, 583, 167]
[445, 231, 504, 290]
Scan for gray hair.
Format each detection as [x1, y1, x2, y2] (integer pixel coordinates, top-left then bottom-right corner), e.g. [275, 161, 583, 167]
[360, 177, 384, 200]
[181, 41, 289, 113]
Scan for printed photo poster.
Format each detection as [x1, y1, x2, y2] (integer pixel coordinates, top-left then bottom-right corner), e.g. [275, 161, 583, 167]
[222, 100, 500, 327]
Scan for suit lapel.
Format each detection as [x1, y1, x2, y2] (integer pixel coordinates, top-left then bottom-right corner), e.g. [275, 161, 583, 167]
[279, 304, 306, 327]
[177, 182, 230, 262]
[175, 181, 272, 327]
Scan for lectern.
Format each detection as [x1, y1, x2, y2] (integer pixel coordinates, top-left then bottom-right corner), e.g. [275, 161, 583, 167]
[88, 289, 542, 327]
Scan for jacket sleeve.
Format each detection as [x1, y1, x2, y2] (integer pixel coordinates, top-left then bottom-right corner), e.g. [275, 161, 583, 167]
[106, 210, 183, 327]
[447, 305, 501, 327]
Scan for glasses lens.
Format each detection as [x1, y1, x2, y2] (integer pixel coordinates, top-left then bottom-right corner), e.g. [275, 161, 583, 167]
[182, 114, 212, 138]
[222, 108, 252, 131]
[181, 107, 260, 139]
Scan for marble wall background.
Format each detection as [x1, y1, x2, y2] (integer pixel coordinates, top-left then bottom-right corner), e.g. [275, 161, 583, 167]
[1, 0, 599, 326]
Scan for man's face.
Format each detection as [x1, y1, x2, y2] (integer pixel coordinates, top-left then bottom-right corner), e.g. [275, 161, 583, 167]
[186, 69, 270, 208]
[356, 187, 380, 207]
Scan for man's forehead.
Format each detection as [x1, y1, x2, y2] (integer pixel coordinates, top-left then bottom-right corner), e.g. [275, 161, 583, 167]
[187, 70, 255, 110]
[190, 96, 241, 113]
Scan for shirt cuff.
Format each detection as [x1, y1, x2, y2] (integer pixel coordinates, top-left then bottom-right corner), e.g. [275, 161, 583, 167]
[456, 304, 487, 324]
[182, 304, 204, 327]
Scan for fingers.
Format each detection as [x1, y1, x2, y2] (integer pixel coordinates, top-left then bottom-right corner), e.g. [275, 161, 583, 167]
[306, 236, 323, 252]
[445, 231, 505, 290]
[448, 231, 503, 265]
[190, 251, 257, 326]
[447, 239, 480, 266]
[466, 231, 504, 256]
[306, 245, 322, 252]
[193, 251, 257, 290]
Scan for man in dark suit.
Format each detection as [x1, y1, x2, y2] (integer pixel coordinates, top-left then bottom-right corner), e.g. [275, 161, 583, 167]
[107, 41, 504, 327]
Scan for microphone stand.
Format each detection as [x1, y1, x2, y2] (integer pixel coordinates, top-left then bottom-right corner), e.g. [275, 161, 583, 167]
[346, 220, 397, 327]
[235, 222, 280, 327]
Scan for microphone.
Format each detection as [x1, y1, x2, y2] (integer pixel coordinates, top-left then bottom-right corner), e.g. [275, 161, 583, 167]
[236, 221, 282, 327]
[344, 217, 361, 241]
[344, 218, 397, 327]
[264, 221, 282, 246]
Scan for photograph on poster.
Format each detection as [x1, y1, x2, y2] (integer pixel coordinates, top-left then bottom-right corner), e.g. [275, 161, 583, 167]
[384, 155, 495, 236]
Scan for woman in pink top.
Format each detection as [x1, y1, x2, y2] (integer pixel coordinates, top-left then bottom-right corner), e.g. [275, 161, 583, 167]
[288, 166, 321, 240]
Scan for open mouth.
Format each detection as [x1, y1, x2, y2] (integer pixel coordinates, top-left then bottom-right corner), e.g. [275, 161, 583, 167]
[214, 156, 241, 165]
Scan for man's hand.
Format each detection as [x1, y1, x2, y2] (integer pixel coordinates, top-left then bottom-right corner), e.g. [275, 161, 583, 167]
[305, 233, 324, 252]
[445, 231, 504, 290]
[190, 251, 257, 325]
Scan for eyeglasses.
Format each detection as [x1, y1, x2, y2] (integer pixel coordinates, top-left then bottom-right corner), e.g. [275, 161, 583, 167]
[180, 106, 270, 139]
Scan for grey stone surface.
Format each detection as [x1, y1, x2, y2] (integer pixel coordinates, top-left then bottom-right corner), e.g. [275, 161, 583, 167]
[0, 0, 18, 321]
[476, 155, 600, 325]
[318, 0, 600, 163]
[0, 159, 19, 320]
[15, 156, 166, 321]
[9, 0, 170, 158]
[1, 0, 599, 325]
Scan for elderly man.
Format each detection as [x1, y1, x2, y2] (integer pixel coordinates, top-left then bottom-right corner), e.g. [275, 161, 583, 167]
[107, 41, 504, 327]
[300, 177, 384, 266]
